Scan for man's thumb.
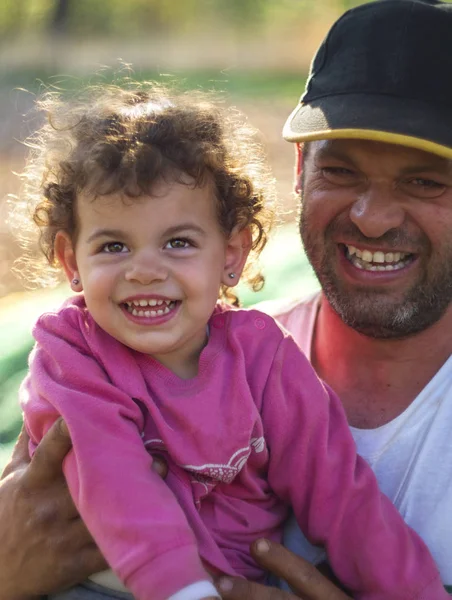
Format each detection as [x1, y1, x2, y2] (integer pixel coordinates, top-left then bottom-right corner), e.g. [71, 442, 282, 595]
[26, 418, 72, 486]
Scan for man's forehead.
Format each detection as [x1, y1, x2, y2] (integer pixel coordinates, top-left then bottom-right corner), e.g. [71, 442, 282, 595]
[307, 138, 452, 171]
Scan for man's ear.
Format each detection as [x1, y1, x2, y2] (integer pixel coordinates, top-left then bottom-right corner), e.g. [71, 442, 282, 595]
[221, 226, 252, 287]
[54, 231, 83, 292]
[294, 143, 304, 195]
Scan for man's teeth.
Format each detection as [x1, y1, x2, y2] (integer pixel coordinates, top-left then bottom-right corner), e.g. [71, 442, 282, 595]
[124, 299, 175, 317]
[346, 245, 412, 271]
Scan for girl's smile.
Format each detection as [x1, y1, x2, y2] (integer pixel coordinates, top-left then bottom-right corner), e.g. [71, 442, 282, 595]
[121, 296, 180, 325]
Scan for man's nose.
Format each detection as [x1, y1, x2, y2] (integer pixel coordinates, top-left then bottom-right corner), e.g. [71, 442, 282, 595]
[124, 250, 168, 285]
[349, 185, 406, 239]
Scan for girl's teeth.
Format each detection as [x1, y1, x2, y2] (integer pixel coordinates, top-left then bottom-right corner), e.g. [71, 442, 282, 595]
[126, 299, 172, 308]
[126, 302, 173, 317]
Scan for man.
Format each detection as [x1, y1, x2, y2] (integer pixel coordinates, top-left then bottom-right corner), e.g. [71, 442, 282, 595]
[2, 0, 452, 598]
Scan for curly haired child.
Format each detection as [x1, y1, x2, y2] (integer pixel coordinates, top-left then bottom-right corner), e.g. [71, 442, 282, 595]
[13, 81, 448, 600]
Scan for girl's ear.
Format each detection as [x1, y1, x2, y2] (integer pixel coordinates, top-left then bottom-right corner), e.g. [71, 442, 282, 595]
[221, 226, 252, 287]
[294, 142, 304, 195]
[54, 231, 83, 292]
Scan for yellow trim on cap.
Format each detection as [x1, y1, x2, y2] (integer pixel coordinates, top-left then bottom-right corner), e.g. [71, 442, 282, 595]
[283, 125, 452, 161]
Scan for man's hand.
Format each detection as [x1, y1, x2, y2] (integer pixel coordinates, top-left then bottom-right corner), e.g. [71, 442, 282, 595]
[0, 419, 107, 600]
[216, 539, 352, 600]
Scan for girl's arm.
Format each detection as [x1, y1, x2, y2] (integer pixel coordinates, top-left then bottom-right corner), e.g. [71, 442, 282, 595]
[262, 335, 446, 600]
[21, 309, 212, 600]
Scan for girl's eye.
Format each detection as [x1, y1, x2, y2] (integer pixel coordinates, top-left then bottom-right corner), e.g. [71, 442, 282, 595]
[102, 242, 128, 253]
[165, 238, 190, 249]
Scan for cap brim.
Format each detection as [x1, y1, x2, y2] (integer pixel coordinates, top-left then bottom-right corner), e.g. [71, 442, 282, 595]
[283, 93, 452, 161]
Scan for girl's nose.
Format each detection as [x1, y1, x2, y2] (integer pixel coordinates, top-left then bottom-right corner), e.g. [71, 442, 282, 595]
[124, 251, 168, 285]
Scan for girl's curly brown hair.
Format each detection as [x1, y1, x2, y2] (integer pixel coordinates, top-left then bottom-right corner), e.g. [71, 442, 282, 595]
[9, 80, 276, 304]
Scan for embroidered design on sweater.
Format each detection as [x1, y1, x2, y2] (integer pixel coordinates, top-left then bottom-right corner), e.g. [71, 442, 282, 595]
[182, 445, 252, 483]
[187, 439, 265, 505]
[143, 437, 266, 484]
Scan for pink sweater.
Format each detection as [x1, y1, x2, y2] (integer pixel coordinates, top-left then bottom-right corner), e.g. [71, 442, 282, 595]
[21, 297, 446, 600]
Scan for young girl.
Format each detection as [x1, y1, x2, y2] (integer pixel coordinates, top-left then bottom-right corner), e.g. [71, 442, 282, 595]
[14, 82, 447, 600]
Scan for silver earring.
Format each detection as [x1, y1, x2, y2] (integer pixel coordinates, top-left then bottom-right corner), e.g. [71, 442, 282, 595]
[228, 273, 235, 279]
[72, 278, 80, 285]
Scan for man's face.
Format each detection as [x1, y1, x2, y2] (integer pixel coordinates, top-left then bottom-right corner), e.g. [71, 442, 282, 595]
[299, 139, 452, 338]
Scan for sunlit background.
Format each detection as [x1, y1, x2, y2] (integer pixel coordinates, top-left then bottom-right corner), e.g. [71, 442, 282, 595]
[0, 0, 373, 298]
[2, 0, 448, 468]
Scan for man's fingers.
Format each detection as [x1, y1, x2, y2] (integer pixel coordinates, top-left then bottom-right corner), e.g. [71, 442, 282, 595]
[217, 576, 296, 600]
[77, 544, 108, 576]
[51, 543, 108, 593]
[26, 419, 72, 487]
[1, 424, 31, 479]
[250, 540, 351, 600]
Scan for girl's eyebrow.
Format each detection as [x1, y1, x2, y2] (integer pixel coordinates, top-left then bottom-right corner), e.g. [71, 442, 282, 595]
[162, 224, 207, 237]
[86, 224, 207, 244]
[86, 229, 126, 243]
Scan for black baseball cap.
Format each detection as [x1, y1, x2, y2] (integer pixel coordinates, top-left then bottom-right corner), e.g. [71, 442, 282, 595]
[283, 0, 452, 160]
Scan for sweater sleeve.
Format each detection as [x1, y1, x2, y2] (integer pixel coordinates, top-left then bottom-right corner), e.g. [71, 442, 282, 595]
[262, 335, 447, 600]
[21, 307, 210, 600]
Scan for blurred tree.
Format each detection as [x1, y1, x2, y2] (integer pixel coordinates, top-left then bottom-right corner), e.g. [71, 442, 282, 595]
[0, 0, 27, 38]
[50, 0, 71, 34]
[213, 0, 268, 30]
[46, 0, 205, 36]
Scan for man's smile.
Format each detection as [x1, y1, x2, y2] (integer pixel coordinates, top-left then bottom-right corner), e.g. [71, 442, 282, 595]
[342, 244, 415, 272]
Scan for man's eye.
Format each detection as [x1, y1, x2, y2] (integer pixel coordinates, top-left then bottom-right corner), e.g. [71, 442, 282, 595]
[403, 177, 446, 198]
[322, 167, 355, 177]
[320, 166, 357, 185]
[165, 238, 190, 249]
[410, 178, 442, 188]
[102, 242, 128, 253]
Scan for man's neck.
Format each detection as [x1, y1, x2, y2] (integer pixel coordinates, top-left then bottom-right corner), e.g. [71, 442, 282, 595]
[311, 295, 452, 429]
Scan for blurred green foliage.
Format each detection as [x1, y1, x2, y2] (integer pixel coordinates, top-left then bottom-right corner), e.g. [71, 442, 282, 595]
[1, 68, 307, 104]
[1, 0, 450, 39]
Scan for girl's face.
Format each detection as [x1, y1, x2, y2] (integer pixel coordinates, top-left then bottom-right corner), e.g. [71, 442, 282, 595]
[55, 178, 250, 378]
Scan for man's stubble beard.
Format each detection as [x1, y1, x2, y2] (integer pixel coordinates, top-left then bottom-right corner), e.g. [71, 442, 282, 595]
[298, 197, 452, 339]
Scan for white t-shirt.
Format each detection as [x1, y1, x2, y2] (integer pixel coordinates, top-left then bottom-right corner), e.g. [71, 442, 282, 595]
[260, 292, 452, 588]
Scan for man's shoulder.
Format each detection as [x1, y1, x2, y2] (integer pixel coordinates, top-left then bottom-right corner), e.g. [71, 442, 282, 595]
[254, 291, 321, 322]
